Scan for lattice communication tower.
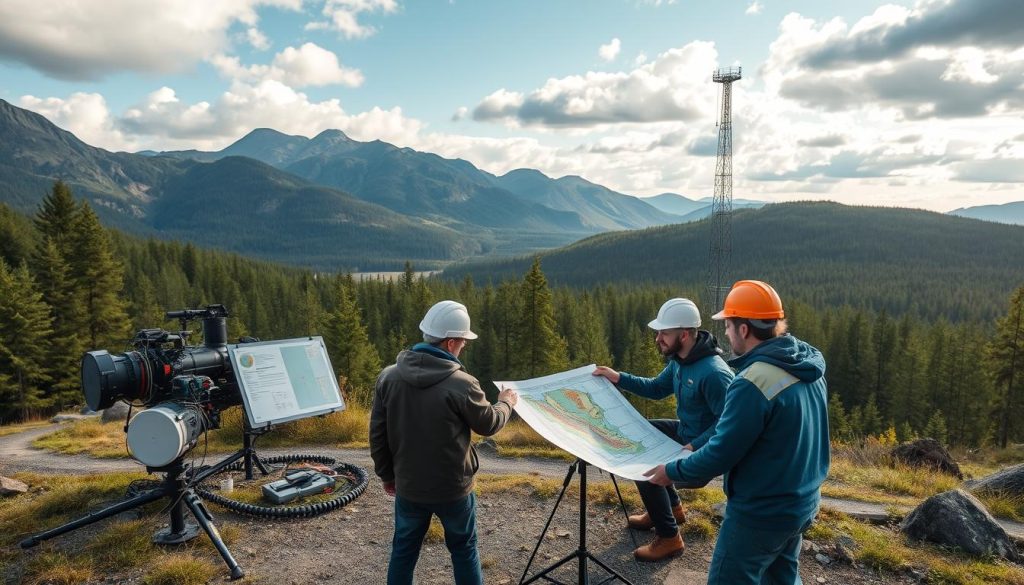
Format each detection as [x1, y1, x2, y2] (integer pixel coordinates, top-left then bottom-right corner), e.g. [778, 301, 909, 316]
[706, 66, 741, 335]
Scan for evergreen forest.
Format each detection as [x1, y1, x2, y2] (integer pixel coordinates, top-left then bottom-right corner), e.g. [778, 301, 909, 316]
[1, 183, 1023, 450]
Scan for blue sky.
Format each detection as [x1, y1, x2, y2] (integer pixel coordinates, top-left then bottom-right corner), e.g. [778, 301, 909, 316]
[2, 0, 1023, 212]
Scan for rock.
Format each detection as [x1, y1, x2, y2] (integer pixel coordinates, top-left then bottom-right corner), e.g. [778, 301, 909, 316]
[475, 438, 498, 455]
[814, 553, 831, 565]
[891, 438, 963, 479]
[900, 489, 1019, 561]
[80, 405, 96, 415]
[833, 537, 857, 564]
[101, 401, 133, 423]
[0, 476, 29, 496]
[970, 462, 1024, 497]
[50, 414, 81, 422]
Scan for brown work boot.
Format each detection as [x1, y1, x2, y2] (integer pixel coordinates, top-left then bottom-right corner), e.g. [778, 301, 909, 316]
[626, 504, 686, 530]
[633, 533, 685, 562]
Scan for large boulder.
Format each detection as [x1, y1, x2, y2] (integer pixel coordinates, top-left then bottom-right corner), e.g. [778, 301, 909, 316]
[900, 489, 1019, 561]
[101, 401, 133, 423]
[970, 463, 1024, 497]
[891, 438, 963, 480]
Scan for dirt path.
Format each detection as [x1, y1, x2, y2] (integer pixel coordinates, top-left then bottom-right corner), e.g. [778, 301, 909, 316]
[0, 423, 1003, 585]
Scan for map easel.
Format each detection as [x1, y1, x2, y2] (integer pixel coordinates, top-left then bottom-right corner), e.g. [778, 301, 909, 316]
[518, 459, 638, 585]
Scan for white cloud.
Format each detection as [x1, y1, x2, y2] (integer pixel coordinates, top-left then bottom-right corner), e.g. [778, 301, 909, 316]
[763, 4, 1024, 120]
[305, 0, 398, 39]
[451, 106, 469, 122]
[0, 0, 302, 80]
[24, 80, 419, 152]
[246, 27, 270, 50]
[211, 43, 364, 88]
[19, 92, 137, 151]
[472, 41, 717, 127]
[745, 1, 763, 16]
[634, 52, 648, 66]
[272, 43, 364, 87]
[599, 38, 621, 61]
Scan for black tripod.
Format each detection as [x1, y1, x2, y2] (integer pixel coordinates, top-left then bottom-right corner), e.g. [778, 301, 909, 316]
[519, 459, 638, 585]
[20, 449, 256, 580]
[193, 424, 272, 482]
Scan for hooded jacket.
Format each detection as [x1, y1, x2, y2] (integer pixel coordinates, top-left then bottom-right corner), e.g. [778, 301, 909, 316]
[616, 330, 733, 449]
[369, 343, 513, 504]
[666, 334, 830, 530]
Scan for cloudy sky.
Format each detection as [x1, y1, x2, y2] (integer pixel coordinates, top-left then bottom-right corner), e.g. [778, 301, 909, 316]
[2, 0, 1022, 212]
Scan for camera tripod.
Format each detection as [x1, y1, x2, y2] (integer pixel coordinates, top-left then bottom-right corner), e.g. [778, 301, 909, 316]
[20, 452, 252, 580]
[519, 459, 639, 585]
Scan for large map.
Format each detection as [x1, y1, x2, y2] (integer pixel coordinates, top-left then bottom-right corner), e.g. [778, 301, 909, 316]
[496, 365, 690, 480]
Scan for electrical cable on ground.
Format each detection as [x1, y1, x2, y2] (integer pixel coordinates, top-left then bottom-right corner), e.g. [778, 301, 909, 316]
[193, 454, 369, 519]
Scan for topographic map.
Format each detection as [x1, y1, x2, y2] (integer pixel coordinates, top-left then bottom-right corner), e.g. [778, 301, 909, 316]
[496, 365, 690, 480]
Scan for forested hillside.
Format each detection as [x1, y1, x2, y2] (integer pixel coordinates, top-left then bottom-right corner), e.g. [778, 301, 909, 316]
[0, 100, 479, 270]
[445, 201, 1024, 323]
[2, 185, 1023, 450]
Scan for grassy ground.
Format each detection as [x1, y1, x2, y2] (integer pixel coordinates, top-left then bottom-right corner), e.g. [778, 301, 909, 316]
[0, 471, 251, 585]
[0, 420, 52, 438]
[22, 413, 1024, 521]
[808, 507, 1024, 585]
[5, 471, 1022, 585]
[30, 404, 373, 458]
[827, 439, 1024, 520]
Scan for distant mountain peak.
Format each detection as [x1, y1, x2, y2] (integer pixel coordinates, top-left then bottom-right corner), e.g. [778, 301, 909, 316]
[310, 128, 351, 142]
[502, 168, 550, 179]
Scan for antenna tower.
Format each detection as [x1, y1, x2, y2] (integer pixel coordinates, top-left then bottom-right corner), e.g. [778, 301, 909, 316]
[706, 66, 741, 337]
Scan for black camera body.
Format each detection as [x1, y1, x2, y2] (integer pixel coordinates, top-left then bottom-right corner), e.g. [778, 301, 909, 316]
[81, 304, 245, 422]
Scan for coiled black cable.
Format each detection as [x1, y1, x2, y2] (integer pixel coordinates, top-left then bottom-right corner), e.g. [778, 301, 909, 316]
[194, 453, 369, 518]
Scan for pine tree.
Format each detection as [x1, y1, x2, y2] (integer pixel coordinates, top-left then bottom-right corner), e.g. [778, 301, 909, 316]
[828, 392, 852, 442]
[67, 202, 131, 350]
[860, 394, 884, 437]
[322, 279, 381, 406]
[922, 409, 949, 445]
[0, 261, 55, 421]
[32, 238, 84, 409]
[896, 420, 916, 443]
[513, 257, 568, 378]
[33, 181, 78, 252]
[567, 293, 613, 367]
[492, 281, 522, 378]
[988, 285, 1024, 448]
[0, 203, 36, 267]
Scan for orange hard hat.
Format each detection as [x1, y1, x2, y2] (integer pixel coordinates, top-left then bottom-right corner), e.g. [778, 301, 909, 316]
[711, 280, 785, 321]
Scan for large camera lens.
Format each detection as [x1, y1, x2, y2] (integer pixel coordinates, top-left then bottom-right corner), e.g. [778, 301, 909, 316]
[81, 350, 147, 411]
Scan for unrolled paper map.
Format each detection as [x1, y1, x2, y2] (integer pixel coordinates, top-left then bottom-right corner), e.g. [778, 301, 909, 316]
[495, 365, 690, 480]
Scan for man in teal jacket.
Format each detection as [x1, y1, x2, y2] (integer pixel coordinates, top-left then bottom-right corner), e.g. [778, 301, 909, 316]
[593, 298, 733, 561]
[644, 281, 830, 584]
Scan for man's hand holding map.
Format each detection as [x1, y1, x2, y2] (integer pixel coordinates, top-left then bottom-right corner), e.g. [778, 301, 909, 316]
[495, 365, 691, 481]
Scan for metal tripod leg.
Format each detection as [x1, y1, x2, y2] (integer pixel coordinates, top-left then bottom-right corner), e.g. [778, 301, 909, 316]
[19, 487, 167, 549]
[183, 490, 245, 580]
[519, 460, 636, 585]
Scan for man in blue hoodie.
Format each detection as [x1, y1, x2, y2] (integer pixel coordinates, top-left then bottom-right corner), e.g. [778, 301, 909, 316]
[643, 281, 830, 584]
[593, 298, 733, 561]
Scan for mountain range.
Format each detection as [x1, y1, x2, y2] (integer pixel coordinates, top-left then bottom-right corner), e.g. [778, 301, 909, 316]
[1, 98, 1019, 272]
[948, 201, 1024, 226]
[0, 98, 706, 268]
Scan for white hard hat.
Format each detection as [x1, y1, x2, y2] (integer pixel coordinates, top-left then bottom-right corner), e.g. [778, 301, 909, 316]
[648, 298, 701, 330]
[420, 300, 478, 340]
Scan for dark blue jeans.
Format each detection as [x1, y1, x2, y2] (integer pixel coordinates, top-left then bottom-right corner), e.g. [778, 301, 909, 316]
[707, 513, 813, 584]
[388, 492, 482, 585]
[635, 419, 686, 537]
